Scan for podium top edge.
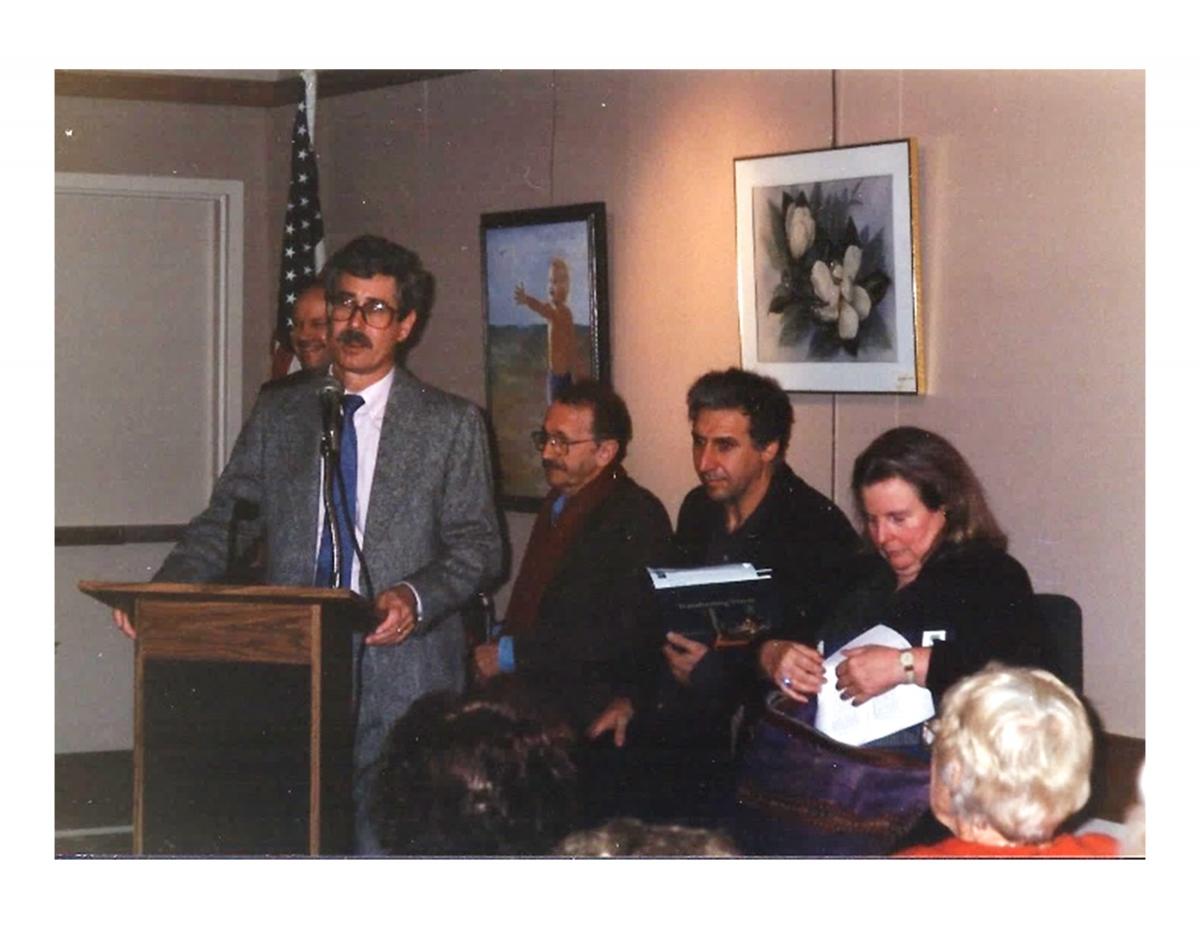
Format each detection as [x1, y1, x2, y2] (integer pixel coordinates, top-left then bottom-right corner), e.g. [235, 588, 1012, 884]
[78, 580, 369, 610]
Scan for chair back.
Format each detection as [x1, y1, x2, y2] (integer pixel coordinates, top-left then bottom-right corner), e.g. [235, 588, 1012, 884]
[1034, 592, 1083, 692]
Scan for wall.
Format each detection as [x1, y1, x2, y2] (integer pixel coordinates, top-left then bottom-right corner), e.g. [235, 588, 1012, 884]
[56, 96, 283, 410]
[319, 70, 1144, 737]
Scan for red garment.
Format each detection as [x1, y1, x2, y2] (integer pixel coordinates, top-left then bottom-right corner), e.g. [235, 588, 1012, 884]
[896, 832, 1118, 858]
[502, 464, 625, 635]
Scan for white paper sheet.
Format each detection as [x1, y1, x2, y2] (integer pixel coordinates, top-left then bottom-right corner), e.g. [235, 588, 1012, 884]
[814, 624, 935, 747]
[646, 563, 771, 589]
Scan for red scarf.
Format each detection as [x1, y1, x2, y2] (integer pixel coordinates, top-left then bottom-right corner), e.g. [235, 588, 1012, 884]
[502, 464, 627, 635]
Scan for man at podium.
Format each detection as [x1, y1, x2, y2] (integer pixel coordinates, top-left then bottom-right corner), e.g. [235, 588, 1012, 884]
[112, 234, 504, 853]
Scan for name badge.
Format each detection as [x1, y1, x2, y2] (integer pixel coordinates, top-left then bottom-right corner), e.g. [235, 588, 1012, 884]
[922, 630, 946, 647]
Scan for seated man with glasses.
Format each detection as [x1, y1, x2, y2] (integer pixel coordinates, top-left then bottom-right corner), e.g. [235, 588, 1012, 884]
[113, 234, 503, 853]
[471, 379, 673, 823]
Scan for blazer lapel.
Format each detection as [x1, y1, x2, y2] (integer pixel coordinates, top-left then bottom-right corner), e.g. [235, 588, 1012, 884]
[363, 367, 423, 554]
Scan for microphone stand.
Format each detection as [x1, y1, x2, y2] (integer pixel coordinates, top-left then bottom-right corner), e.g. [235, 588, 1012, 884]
[320, 407, 342, 589]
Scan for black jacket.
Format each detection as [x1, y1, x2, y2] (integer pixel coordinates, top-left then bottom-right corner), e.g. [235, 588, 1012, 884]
[511, 473, 674, 729]
[820, 540, 1047, 704]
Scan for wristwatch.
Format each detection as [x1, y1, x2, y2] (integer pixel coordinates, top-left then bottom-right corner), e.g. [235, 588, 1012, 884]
[899, 649, 916, 685]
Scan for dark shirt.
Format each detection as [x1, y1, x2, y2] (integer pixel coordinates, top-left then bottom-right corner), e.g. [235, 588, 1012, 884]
[820, 540, 1047, 704]
[675, 463, 860, 645]
[664, 463, 859, 716]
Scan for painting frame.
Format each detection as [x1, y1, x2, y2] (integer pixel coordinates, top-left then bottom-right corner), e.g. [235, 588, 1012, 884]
[481, 202, 610, 511]
[734, 139, 923, 393]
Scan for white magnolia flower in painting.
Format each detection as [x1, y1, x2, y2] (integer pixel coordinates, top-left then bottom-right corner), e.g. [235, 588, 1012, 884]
[785, 200, 816, 260]
[811, 244, 872, 340]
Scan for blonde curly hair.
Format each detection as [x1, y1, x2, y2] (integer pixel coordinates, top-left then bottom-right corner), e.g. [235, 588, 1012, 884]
[931, 664, 1093, 845]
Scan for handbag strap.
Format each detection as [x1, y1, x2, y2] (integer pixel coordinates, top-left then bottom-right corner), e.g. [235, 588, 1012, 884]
[760, 690, 927, 770]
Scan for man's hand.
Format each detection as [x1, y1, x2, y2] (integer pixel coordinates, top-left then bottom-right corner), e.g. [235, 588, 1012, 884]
[835, 645, 904, 706]
[663, 631, 709, 686]
[365, 585, 418, 646]
[587, 697, 634, 747]
[759, 639, 825, 703]
[112, 608, 136, 640]
[472, 642, 501, 681]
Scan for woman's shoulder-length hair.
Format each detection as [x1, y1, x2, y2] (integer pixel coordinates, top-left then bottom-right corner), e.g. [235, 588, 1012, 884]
[851, 426, 1007, 550]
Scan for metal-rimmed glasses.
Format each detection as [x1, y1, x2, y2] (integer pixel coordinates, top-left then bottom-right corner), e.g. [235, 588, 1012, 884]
[327, 292, 399, 328]
[531, 429, 598, 454]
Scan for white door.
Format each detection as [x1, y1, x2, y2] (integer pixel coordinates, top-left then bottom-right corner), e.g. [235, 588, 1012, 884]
[55, 172, 243, 753]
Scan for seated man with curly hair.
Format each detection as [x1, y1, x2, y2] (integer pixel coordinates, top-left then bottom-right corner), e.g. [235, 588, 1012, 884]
[374, 688, 580, 856]
[897, 664, 1117, 857]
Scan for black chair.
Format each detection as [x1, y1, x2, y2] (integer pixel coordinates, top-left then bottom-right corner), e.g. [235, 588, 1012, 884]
[462, 591, 496, 648]
[1034, 593, 1083, 693]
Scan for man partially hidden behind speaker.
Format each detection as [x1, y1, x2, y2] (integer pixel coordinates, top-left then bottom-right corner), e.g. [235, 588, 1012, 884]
[112, 234, 504, 853]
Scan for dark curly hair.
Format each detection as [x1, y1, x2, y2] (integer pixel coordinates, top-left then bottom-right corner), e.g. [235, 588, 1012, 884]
[323, 234, 432, 321]
[686, 368, 794, 456]
[553, 379, 633, 464]
[374, 690, 579, 856]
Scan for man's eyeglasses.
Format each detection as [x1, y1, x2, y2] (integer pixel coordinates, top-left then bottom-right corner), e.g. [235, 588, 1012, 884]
[531, 429, 598, 454]
[328, 292, 399, 328]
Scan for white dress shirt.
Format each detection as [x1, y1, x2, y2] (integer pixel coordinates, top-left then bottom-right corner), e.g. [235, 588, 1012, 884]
[313, 368, 392, 596]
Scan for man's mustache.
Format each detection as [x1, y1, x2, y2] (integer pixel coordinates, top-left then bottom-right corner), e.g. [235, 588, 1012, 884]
[542, 460, 566, 473]
[337, 330, 372, 348]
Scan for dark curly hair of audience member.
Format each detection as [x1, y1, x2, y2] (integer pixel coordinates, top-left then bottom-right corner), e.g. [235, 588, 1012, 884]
[374, 690, 580, 855]
[556, 817, 739, 857]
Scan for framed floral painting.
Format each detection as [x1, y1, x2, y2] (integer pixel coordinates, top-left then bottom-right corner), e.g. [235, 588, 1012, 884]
[734, 139, 923, 393]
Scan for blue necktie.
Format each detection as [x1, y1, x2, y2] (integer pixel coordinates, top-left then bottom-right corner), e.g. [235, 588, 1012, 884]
[315, 394, 366, 588]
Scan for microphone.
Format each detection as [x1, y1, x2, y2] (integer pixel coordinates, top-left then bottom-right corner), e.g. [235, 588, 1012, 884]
[317, 378, 345, 587]
[318, 379, 345, 457]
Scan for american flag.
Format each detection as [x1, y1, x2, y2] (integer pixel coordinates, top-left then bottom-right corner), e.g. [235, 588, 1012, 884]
[272, 85, 326, 379]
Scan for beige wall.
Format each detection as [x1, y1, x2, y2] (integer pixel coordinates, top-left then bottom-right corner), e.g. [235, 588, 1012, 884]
[55, 96, 282, 412]
[319, 70, 1144, 737]
[54, 70, 1144, 740]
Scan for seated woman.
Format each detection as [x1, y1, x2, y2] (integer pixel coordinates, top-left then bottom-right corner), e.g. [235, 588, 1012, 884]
[742, 427, 1051, 854]
[897, 663, 1116, 857]
[760, 425, 1048, 744]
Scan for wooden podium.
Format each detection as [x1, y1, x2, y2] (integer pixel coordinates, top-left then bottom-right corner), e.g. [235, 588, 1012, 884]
[79, 581, 372, 857]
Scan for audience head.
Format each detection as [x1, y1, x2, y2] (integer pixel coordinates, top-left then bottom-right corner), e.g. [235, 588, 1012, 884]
[929, 664, 1094, 846]
[556, 817, 738, 857]
[288, 280, 331, 371]
[686, 367, 794, 457]
[375, 689, 579, 856]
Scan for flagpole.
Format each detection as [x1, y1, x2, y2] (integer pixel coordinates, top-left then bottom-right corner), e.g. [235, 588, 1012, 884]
[302, 70, 326, 270]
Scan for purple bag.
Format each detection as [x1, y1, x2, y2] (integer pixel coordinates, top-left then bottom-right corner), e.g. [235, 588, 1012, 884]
[733, 692, 931, 856]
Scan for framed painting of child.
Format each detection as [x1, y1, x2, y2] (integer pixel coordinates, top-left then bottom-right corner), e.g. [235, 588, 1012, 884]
[481, 202, 610, 510]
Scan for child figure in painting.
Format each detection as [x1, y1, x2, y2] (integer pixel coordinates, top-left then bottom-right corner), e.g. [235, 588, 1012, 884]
[515, 257, 577, 403]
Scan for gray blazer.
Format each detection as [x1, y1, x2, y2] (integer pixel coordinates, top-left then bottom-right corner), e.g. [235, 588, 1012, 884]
[156, 366, 504, 846]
